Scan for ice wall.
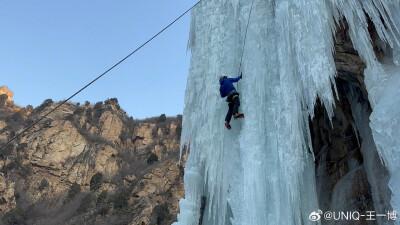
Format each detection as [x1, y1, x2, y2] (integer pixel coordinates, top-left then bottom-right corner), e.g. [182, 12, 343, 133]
[346, 84, 392, 224]
[174, 0, 400, 225]
[369, 60, 400, 222]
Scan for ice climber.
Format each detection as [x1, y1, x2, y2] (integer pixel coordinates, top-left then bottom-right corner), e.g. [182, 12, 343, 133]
[219, 73, 244, 130]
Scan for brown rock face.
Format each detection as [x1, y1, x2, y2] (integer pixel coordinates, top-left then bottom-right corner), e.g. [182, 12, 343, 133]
[0, 86, 13, 101]
[99, 110, 123, 143]
[0, 173, 16, 213]
[0, 99, 185, 225]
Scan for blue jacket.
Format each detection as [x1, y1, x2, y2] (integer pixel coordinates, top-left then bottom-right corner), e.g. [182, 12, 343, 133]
[219, 76, 241, 98]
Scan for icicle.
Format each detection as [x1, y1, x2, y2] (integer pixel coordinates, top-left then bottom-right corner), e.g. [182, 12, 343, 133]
[175, 0, 400, 224]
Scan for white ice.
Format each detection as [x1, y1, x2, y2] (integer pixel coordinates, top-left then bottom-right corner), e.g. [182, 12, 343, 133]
[173, 0, 400, 224]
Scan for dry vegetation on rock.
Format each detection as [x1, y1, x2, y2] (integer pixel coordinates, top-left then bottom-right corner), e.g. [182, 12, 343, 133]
[0, 96, 187, 225]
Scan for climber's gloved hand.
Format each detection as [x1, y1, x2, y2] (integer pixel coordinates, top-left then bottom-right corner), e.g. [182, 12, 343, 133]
[239, 72, 242, 79]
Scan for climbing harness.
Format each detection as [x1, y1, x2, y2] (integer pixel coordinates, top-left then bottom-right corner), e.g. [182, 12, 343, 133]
[237, 0, 255, 90]
[0, 0, 202, 151]
[227, 94, 239, 103]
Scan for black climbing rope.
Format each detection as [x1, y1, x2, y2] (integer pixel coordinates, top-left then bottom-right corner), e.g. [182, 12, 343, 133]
[237, 0, 255, 89]
[0, 0, 201, 151]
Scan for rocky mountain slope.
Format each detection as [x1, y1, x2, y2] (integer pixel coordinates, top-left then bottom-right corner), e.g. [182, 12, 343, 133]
[0, 94, 187, 225]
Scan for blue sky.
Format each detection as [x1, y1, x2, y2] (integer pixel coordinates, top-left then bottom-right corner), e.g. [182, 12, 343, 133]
[0, 0, 197, 119]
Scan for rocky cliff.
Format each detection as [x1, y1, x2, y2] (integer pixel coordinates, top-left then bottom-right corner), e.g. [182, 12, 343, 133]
[0, 87, 13, 102]
[0, 98, 186, 225]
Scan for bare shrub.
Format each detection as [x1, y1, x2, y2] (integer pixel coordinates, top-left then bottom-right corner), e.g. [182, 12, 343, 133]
[147, 153, 158, 165]
[76, 193, 94, 214]
[3, 207, 27, 225]
[36, 99, 54, 112]
[150, 203, 170, 225]
[64, 182, 81, 204]
[112, 188, 131, 209]
[73, 107, 85, 115]
[90, 172, 103, 191]
[38, 178, 49, 191]
[97, 190, 107, 205]
[0, 94, 7, 107]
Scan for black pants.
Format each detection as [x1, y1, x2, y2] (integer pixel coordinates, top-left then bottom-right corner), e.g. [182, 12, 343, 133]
[225, 95, 240, 123]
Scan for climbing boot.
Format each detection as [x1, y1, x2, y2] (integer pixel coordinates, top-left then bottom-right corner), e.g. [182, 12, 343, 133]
[233, 113, 244, 120]
[225, 122, 231, 130]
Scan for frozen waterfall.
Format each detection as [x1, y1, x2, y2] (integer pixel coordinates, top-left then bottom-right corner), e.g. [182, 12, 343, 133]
[174, 0, 400, 224]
